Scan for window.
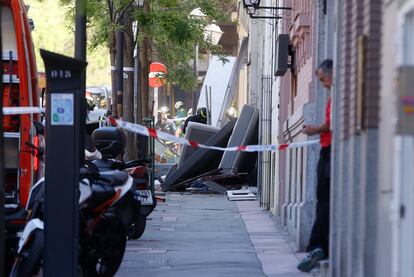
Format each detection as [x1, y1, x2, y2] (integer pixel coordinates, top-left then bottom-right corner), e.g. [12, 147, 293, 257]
[1, 6, 18, 56]
[403, 10, 414, 65]
[290, 71, 297, 114]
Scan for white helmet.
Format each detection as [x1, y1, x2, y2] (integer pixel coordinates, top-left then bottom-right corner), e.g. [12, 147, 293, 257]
[175, 101, 184, 110]
[159, 106, 170, 114]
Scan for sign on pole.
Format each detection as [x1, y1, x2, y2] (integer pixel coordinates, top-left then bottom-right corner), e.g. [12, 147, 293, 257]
[149, 62, 167, 117]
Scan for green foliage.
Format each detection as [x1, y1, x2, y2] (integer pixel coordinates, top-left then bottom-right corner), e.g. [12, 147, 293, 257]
[27, 0, 235, 90]
[132, 0, 233, 91]
[86, 0, 234, 91]
[26, 0, 111, 87]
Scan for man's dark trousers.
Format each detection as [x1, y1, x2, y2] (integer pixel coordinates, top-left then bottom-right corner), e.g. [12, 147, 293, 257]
[307, 146, 331, 255]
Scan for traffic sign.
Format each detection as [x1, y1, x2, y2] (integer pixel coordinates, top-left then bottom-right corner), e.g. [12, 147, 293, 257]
[149, 62, 167, 88]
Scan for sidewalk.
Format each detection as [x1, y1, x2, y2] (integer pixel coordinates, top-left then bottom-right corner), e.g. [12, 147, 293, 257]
[117, 193, 309, 277]
[237, 201, 308, 277]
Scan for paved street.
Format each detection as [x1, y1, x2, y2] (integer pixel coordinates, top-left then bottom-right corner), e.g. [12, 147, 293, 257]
[117, 193, 308, 277]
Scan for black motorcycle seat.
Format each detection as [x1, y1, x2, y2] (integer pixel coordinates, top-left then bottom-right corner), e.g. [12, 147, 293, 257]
[100, 171, 129, 187]
[91, 184, 116, 205]
[92, 159, 113, 171]
[5, 204, 20, 215]
[5, 204, 26, 221]
[92, 159, 125, 172]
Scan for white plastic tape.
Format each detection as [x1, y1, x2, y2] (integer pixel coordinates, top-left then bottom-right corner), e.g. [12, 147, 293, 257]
[111, 117, 320, 152]
[3, 107, 44, 115]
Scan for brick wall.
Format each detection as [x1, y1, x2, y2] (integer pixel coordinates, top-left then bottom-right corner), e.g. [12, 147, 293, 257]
[282, 0, 315, 123]
[277, 0, 318, 250]
[331, 0, 383, 275]
[339, 1, 381, 137]
[294, 60, 313, 110]
[349, 0, 365, 135]
[363, 0, 382, 129]
[279, 0, 317, 199]
[339, 0, 352, 140]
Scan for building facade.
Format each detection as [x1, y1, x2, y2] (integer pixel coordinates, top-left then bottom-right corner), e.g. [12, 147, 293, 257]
[277, 0, 326, 251]
[236, 0, 332, 252]
[238, 0, 414, 275]
[325, 0, 414, 276]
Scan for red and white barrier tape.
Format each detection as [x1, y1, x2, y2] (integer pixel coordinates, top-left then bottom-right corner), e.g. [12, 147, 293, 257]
[3, 107, 44, 115]
[109, 117, 320, 152]
[0, 107, 320, 152]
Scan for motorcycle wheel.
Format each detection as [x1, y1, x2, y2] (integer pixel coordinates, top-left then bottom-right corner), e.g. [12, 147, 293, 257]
[128, 214, 146, 240]
[9, 229, 43, 277]
[82, 217, 127, 277]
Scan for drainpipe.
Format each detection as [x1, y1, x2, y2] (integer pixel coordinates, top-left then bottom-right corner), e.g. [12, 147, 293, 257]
[261, 75, 272, 209]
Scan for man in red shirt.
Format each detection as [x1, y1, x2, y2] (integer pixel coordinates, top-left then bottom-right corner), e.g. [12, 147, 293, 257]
[298, 59, 333, 272]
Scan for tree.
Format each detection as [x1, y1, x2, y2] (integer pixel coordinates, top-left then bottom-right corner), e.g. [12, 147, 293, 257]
[45, 0, 234, 159]
[26, 0, 111, 87]
[135, 0, 231, 92]
[86, 0, 233, 114]
[88, 0, 233, 160]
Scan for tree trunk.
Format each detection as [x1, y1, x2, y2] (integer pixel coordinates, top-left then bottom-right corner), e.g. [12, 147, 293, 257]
[139, 0, 150, 121]
[115, 29, 124, 118]
[109, 30, 117, 117]
[123, 8, 137, 160]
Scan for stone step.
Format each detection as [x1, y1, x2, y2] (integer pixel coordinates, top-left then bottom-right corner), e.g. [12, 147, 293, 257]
[316, 260, 329, 277]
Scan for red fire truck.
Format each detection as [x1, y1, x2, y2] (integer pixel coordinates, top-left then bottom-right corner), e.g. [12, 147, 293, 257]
[1, 0, 41, 208]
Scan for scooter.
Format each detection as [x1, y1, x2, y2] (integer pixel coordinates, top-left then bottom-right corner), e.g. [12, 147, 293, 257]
[9, 159, 136, 276]
[4, 122, 45, 275]
[91, 126, 157, 240]
[4, 201, 28, 274]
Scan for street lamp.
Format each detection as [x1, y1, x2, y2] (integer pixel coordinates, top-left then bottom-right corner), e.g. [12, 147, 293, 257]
[241, 0, 291, 19]
[242, 0, 260, 7]
[189, 8, 224, 115]
[242, 0, 260, 15]
[190, 7, 205, 18]
[189, 8, 223, 45]
[204, 23, 223, 46]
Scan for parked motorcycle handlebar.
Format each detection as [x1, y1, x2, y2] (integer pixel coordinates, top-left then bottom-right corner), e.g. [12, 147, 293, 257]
[25, 141, 45, 161]
[79, 163, 118, 185]
[122, 159, 152, 170]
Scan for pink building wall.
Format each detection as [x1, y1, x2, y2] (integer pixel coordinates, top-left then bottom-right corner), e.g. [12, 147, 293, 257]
[277, 0, 318, 248]
[278, 0, 316, 197]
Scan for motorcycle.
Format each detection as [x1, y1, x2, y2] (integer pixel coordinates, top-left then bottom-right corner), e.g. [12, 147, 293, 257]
[91, 126, 157, 240]
[4, 121, 45, 275]
[10, 126, 156, 276]
[10, 131, 138, 276]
